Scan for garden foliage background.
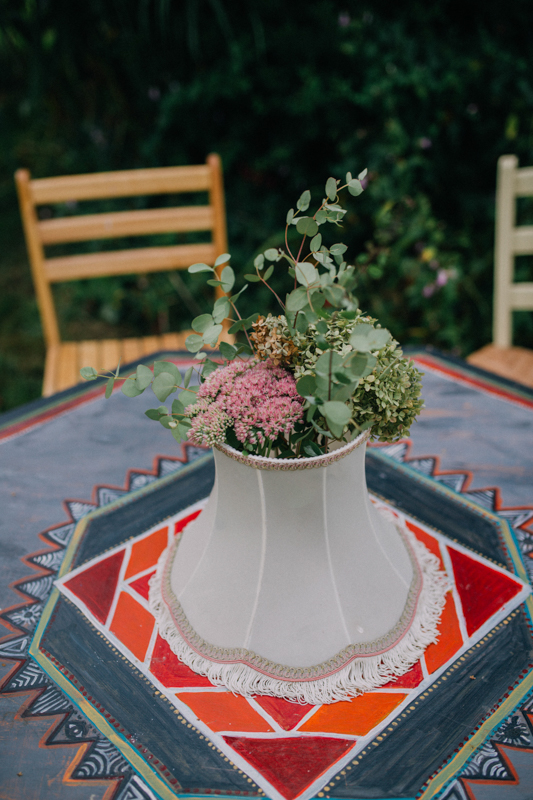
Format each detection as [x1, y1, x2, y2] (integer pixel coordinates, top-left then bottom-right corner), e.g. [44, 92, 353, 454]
[1, 0, 533, 410]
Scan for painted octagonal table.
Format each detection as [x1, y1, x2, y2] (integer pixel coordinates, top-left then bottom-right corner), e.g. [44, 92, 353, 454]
[1, 349, 533, 800]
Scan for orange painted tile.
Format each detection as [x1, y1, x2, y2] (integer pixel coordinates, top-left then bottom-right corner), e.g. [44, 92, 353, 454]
[299, 691, 407, 736]
[125, 526, 169, 579]
[424, 591, 464, 674]
[406, 521, 445, 568]
[109, 592, 155, 661]
[176, 692, 274, 733]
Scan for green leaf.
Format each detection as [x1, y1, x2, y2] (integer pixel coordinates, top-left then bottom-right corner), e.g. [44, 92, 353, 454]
[326, 177, 337, 201]
[219, 341, 237, 360]
[201, 358, 219, 378]
[263, 264, 274, 281]
[296, 374, 316, 398]
[322, 400, 351, 427]
[296, 216, 319, 237]
[80, 366, 98, 380]
[296, 189, 311, 212]
[286, 208, 294, 224]
[179, 389, 198, 408]
[349, 323, 391, 352]
[315, 350, 343, 377]
[310, 233, 322, 252]
[295, 261, 318, 287]
[286, 286, 309, 312]
[345, 171, 352, 183]
[189, 262, 214, 273]
[185, 333, 204, 353]
[264, 248, 279, 261]
[316, 320, 328, 334]
[145, 408, 162, 420]
[206, 279, 223, 287]
[323, 285, 344, 306]
[212, 296, 230, 323]
[295, 312, 308, 333]
[236, 342, 253, 356]
[214, 252, 231, 267]
[244, 273, 261, 282]
[202, 323, 223, 347]
[135, 363, 153, 390]
[303, 441, 323, 457]
[121, 377, 143, 397]
[315, 208, 327, 225]
[227, 319, 244, 334]
[152, 371, 177, 402]
[242, 312, 260, 328]
[330, 243, 347, 255]
[358, 168, 368, 180]
[192, 314, 214, 333]
[105, 376, 115, 398]
[171, 397, 184, 415]
[183, 366, 194, 389]
[348, 179, 363, 196]
[334, 370, 352, 385]
[254, 253, 265, 269]
[158, 414, 174, 429]
[220, 265, 235, 292]
[154, 361, 180, 382]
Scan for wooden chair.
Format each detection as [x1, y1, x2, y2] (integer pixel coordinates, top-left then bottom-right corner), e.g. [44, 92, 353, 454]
[16, 154, 229, 396]
[467, 155, 533, 387]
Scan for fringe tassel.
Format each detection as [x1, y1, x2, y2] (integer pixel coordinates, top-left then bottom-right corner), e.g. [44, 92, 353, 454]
[149, 527, 449, 705]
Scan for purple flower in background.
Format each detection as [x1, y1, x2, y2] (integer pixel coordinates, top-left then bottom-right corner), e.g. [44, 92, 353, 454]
[436, 269, 449, 287]
[418, 137, 432, 150]
[422, 283, 435, 298]
[338, 12, 350, 27]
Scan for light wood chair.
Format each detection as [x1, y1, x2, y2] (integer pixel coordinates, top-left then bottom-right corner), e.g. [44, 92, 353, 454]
[467, 155, 533, 387]
[16, 154, 229, 396]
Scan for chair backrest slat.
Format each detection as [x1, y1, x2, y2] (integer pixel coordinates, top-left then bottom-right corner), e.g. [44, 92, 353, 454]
[38, 205, 214, 244]
[30, 164, 212, 204]
[494, 155, 533, 347]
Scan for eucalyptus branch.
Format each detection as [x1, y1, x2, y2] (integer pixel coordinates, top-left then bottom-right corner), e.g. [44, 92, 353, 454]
[229, 299, 256, 352]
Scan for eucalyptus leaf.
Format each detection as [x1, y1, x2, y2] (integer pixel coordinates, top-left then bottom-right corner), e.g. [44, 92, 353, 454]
[220, 265, 235, 292]
[316, 320, 328, 334]
[254, 253, 265, 269]
[206, 278, 223, 287]
[296, 216, 319, 237]
[179, 389, 198, 408]
[145, 408, 162, 420]
[296, 189, 311, 212]
[264, 248, 279, 261]
[121, 377, 143, 397]
[348, 179, 363, 196]
[345, 171, 352, 183]
[214, 252, 231, 267]
[212, 296, 230, 323]
[227, 319, 244, 334]
[330, 243, 347, 255]
[303, 441, 323, 457]
[322, 400, 351, 427]
[296, 374, 316, 398]
[295, 312, 308, 333]
[325, 177, 337, 201]
[286, 208, 294, 225]
[244, 273, 261, 282]
[105, 376, 115, 399]
[154, 361, 180, 382]
[188, 262, 214, 273]
[358, 168, 368, 180]
[263, 264, 274, 281]
[201, 358, 219, 378]
[315, 208, 327, 225]
[185, 334, 204, 353]
[310, 233, 322, 252]
[172, 397, 185, 415]
[295, 261, 318, 287]
[219, 341, 237, 360]
[192, 313, 214, 332]
[286, 286, 309, 312]
[158, 414, 174, 429]
[80, 366, 98, 380]
[152, 372, 177, 402]
[315, 350, 343, 377]
[349, 324, 391, 352]
[135, 364, 153, 390]
[202, 323, 223, 347]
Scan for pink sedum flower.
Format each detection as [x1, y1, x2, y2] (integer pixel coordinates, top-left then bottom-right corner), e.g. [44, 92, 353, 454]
[187, 359, 304, 451]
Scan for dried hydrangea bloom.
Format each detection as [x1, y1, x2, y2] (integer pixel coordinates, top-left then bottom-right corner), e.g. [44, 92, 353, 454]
[250, 315, 299, 367]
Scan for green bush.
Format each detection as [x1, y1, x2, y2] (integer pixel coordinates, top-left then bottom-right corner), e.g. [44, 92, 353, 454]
[1, 0, 533, 409]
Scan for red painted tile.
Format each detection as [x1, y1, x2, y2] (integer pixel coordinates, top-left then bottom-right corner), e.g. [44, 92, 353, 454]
[448, 547, 523, 636]
[424, 591, 463, 674]
[149, 634, 213, 687]
[223, 735, 354, 800]
[253, 696, 315, 730]
[299, 692, 407, 736]
[64, 550, 125, 624]
[125, 526, 169, 579]
[109, 592, 155, 661]
[129, 571, 155, 601]
[174, 509, 202, 536]
[177, 692, 274, 732]
[406, 521, 445, 568]
[382, 659, 424, 689]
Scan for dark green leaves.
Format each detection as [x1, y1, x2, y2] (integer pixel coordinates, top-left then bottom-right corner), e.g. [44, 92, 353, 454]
[296, 216, 318, 237]
[296, 190, 311, 212]
[152, 371, 177, 402]
[325, 177, 338, 201]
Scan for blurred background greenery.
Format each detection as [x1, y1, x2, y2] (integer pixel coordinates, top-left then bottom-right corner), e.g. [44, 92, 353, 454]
[1, 0, 533, 411]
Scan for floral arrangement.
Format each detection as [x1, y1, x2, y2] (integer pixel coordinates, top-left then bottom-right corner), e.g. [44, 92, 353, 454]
[82, 171, 423, 459]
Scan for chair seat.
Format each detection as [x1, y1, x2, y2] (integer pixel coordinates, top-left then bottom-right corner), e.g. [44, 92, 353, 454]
[467, 343, 533, 389]
[43, 331, 194, 396]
